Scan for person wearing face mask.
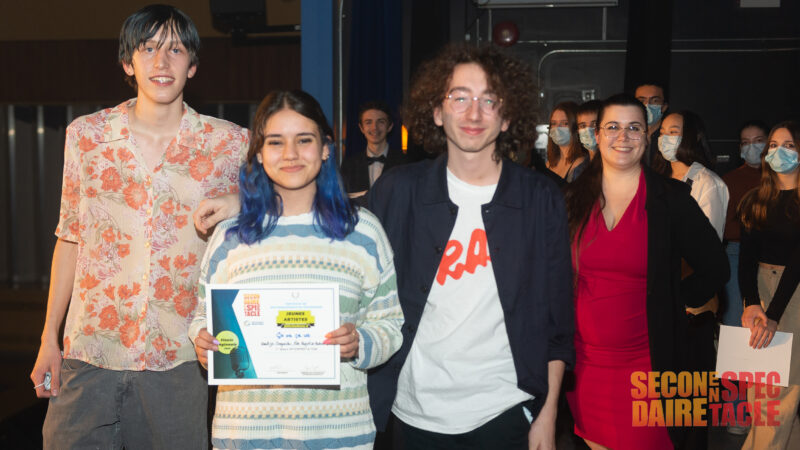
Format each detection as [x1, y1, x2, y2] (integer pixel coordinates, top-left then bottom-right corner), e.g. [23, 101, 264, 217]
[737, 121, 800, 450]
[719, 120, 768, 435]
[576, 100, 602, 159]
[653, 110, 729, 449]
[546, 101, 588, 182]
[634, 82, 669, 166]
[653, 111, 729, 238]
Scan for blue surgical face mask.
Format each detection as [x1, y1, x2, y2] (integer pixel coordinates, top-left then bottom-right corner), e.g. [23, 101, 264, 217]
[740, 142, 765, 166]
[658, 135, 681, 162]
[578, 128, 597, 151]
[765, 146, 799, 174]
[549, 126, 572, 146]
[646, 104, 663, 126]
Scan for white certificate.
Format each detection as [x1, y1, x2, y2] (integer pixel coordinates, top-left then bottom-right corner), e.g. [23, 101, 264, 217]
[206, 283, 340, 386]
[716, 325, 792, 387]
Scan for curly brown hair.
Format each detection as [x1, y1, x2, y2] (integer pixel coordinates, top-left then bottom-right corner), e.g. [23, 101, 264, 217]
[404, 44, 539, 159]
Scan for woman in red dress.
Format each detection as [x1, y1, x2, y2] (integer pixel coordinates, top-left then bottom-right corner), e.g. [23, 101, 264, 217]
[563, 94, 728, 449]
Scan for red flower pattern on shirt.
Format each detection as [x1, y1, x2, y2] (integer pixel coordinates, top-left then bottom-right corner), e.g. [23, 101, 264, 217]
[100, 167, 122, 192]
[119, 317, 140, 348]
[175, 214, 188, 229]
[80, 274, 101, 290]
[189, 155, 214, 181]
[54, 99, 248, 371]
[160, 199, 175, 216]
[118, 283, 141, 300]
[165, 145, 190, 164]
[102, 227, 116, 243]
[154, 276, 174, 300]
[153, 335, 167, 352]
[173, 286, 197, 318]
[78, 136, 97, 152]
[117, 148, 134, 162]
[123, 181, 148, 209]
[117, 244, 130, 258]
[98, 305, 120, 330]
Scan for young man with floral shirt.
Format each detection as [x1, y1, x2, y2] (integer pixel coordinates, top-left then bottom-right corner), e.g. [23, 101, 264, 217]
[30, 5, 247, 448]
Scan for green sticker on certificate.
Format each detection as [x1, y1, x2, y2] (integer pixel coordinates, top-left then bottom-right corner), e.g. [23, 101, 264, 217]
[216, 330, 239, 354]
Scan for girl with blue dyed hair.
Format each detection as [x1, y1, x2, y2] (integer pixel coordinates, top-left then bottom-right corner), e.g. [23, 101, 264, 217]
[190, 90, 404, 449]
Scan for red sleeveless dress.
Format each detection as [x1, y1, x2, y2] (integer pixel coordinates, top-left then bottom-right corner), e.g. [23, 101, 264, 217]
[566, 173, 672, 449]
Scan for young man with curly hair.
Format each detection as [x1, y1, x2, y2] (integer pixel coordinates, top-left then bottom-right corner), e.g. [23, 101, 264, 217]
[30, 5, 247, 448]
[367, 44, 574, 449]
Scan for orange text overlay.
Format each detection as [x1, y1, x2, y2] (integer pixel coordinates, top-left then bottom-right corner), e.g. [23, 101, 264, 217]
[630, 371, 781, 427]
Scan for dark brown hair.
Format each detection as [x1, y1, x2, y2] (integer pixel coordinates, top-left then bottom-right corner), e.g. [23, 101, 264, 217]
[564, 93, 647, 243]
[246, 90, 334, 167]
[404, 44, 539, 159]
[546, 101, 586, 167]
[358, 100, 393, 124]
[118, 4, 200, 89]
[577, 100, 603, 118]
[739, 120, 800, 230]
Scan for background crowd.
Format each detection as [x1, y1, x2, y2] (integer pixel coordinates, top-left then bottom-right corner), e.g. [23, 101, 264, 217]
[14, 3, 800, 450]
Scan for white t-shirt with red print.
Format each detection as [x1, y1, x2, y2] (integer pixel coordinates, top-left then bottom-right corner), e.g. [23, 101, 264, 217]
[392, 168, 532, 433]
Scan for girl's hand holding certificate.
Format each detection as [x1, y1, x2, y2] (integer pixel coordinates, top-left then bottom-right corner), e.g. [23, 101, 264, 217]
[194, 322, 360, 369]
[324, 323, 360, 359]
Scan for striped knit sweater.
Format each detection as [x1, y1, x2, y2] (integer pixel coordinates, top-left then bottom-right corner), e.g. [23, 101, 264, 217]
[189, 208, 403, 450]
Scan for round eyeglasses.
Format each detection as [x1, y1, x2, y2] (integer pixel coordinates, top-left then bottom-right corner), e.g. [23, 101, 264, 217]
[446, 94, 503, 114]
[599, 124, 646, 140]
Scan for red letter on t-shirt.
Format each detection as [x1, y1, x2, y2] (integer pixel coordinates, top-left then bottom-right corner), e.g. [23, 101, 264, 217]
[435, 229, 491, 285]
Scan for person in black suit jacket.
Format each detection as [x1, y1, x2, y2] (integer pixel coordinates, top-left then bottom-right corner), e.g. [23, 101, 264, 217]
[340, 101, 406, 202]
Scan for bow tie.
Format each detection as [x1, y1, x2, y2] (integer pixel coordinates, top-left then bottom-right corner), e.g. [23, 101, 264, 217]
[366, 154, 387, 165]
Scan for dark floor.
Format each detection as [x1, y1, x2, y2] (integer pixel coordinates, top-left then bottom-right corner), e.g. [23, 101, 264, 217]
[0, 288, 747, 449]
[0, 287, 51, 449]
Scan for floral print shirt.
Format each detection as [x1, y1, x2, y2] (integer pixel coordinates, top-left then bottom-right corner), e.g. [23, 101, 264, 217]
[56, 99, 248, 371]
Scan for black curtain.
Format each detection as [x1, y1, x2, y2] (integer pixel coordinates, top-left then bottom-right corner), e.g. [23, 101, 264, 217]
[404, 0, 451, 162]
[344, 0, 403, 159]
[623, 0, 674, 94]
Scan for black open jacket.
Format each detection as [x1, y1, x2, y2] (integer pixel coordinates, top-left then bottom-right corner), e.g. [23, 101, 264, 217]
[641, 167, 729, 446]
[366, 154, 575, 431]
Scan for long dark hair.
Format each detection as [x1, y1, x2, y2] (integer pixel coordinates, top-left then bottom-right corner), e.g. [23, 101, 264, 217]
[739, 120, 800, 230]
[546, 101, 586, 167]
[651, 110, 713, 177]
[228, 90, 357, 244]
[564, 94, 647, 244]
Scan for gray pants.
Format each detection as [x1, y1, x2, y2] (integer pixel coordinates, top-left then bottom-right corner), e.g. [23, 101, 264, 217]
[42, 359, 208, 450]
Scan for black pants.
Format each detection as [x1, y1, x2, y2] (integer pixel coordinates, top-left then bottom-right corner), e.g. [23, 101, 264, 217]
[396, 401, 538, 450]
[680, 310, 716, 450]
[374, 414, 403, 450]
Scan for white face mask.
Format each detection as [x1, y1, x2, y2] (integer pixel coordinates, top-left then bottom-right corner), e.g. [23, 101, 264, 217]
[740, 142, 765, 166]
[765, 146, 800, 174]
[578, 128, 597, 151]
[658, 135, 681, 162]
[646, 104, 663, 126]
[549, 126, 571, 146]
